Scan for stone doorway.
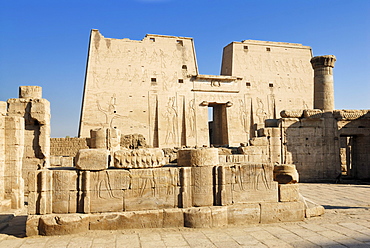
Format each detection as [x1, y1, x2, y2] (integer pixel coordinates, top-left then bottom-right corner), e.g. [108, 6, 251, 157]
[208, 103, 228, 146]
[340, 136, 355, 177]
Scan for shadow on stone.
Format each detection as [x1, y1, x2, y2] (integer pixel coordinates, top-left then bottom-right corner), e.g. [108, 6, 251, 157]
[322, 205, 369, 210]
[0, 215, 27, 238]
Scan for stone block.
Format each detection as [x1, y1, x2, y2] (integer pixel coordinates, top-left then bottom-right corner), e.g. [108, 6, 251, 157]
[75, 149, 109, 171]
[90, 128, 106, 149]
[260, 202, 305, 224]
[218, 155, 227, 165]
[121, 210, 164, 229]
[38, 214, 89, 236]
[227, 203, 260, 225]
[163, 208, 184, 228]
[26, 215, 41, 236]
[30, 99, 50, 125]
[191, 166, 213, 207]
[90, 189, 124, 213]
[0, 101, 6, 115]
[250, 137, 268, 146]
[278, 184, 299, 202]
[124, 168, 180, 211]
[107, 127, 121, 152]
[89, 210, 164, 230]
[184, 207, 212, 228]
[88, 213, 123, 230]
[113, 148, 165, 168]
[273, 164, 299, 184]
[305, 205, 325, 218]
[52, 191, 78, 214]
[210, 206, 228, 227]
[19, 86, 42, 98]
[220, 164, 278, 204]
[177, 148, 218, 167]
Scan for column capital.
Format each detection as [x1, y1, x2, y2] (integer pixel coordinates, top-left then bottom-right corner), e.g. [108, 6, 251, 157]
[310, 55, 336, 69]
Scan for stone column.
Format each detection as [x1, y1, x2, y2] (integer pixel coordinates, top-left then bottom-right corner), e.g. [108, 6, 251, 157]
[178, 148, 219, 207]
[310, 55, 336, 111]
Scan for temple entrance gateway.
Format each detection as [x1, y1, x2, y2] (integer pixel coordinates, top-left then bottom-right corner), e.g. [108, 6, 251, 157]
[208, 103, 228, 146]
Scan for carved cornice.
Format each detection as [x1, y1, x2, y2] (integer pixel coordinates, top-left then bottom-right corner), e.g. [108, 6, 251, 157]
[280, 110, 304, 118]
[310, 55, 336, 69]
[303, 109, 323, 119]
[333, 110, 370, 120]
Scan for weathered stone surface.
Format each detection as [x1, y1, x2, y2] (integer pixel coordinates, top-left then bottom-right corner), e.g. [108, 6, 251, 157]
[163, 208, 184, 228]
[38, 214, 89, 236]
[227, 203, 260, 225]
[184, 207, 212, 228]
[50, 138, 89, 157]
[120, 133, 148, 149]
[278, 184, 299, 202]
[124, 168, 180, 211]
[91, 210, 164, 229]
[260, 201, 305, 223]
[0, 101, 6, 115]
[311, 55, 336, 111]
[218, 164, 278, 204]
[75, 149, 109, 171]
[113, 148, 165, 168]
[303, 109, 323, 119]
[26, 215, 41, 236]
[177, 148, 219, 167]
[280, 110, 304, 118]
[19, 86, 42, 99]
[273, 164, 299, 184]
[191, 166, 213, 207]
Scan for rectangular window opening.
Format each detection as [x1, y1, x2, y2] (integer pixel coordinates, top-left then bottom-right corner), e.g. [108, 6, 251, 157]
[269, 83, 274, 87]
[150, 38, 155, 42]
[151, 78, 157, 82]
[266, 47, 271, 52]
[246, 82, 251, 87]
[244, 46, 248, 50]
[178, 79, 184, 83]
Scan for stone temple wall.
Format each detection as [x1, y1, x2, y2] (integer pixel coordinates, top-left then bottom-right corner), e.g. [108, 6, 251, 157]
[79, 30, 313, 148]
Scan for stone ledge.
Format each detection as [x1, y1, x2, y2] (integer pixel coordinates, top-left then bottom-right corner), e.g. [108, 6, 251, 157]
[26, 201, 313, 236]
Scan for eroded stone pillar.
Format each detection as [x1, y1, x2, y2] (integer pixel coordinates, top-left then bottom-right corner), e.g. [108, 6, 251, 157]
[7, 86, 51, 194]
[310, 55, 336, 111]
[178, 148, 219, 207]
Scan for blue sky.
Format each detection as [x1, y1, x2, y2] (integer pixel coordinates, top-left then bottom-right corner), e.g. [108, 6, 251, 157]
[0, 0, 369, 137]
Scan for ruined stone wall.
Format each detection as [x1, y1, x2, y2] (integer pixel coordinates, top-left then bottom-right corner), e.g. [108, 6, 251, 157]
[50, 138, 89, 157]
[280, 111, 340, 181]
[278, 109, 370, 181]
[336, 110, 370, 179]
[7, 86, 50, 193]
[0, 101, 25, 210]
[27, 148, 309, 236]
